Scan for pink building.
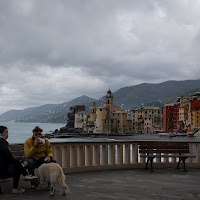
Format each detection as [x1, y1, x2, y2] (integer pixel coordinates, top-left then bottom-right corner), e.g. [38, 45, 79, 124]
[144, 118, 154, 134]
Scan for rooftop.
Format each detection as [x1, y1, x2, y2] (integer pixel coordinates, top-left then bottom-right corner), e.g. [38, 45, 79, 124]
[1, 168, 200, 200]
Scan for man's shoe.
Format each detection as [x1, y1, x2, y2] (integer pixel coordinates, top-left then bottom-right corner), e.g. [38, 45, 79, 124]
[12, 187, 25, 194]
[24, 174, 38, 181]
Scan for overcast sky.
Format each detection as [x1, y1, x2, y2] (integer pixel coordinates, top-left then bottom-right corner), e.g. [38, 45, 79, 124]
[0, 0, 200, 114]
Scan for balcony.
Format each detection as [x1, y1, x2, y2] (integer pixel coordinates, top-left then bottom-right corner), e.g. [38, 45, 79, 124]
[2, 138, 200, 199]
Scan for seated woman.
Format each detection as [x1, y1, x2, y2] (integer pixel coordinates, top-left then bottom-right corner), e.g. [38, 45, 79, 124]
[0, 126, 37, 194]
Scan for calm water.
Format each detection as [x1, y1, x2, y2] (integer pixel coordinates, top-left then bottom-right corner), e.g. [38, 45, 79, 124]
[0, 122, 66, 143]
[2, 121, 200, 144]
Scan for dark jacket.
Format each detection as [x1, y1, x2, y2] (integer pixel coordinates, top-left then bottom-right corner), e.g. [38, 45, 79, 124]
[0, 138, 15, 178]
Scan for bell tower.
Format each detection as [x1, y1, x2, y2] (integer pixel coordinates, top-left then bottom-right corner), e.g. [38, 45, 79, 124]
[106, 89, 113, 119]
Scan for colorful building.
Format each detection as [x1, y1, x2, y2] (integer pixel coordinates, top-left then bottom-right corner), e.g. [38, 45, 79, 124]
[131, 106, 162, 134]
[178, 98, 190, 132]
[189, 98, 200, 131]
[163, 100, 179, 133]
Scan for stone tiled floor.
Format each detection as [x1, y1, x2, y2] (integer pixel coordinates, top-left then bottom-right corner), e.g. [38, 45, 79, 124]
[1, 168, 200, 200]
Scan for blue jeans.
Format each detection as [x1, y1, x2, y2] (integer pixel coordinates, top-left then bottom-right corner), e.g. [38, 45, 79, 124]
[27, 157, 56, 176]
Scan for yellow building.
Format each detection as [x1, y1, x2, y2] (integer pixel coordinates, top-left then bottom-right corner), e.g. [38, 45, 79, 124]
[190, 108, 200, 130]
[88, 102, 97, 122]
[178, 98, 190, 131]
[92, 90, 132, 135]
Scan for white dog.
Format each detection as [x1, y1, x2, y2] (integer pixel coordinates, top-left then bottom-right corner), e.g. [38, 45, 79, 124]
[37, 162, 69, 196]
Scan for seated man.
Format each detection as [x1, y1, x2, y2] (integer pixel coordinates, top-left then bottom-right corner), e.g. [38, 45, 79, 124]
[24, 126, 56, 188]
[0, 126, 37, 194]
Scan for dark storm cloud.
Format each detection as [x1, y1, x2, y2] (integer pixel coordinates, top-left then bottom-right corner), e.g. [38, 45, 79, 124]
[0, 0, 200, 113]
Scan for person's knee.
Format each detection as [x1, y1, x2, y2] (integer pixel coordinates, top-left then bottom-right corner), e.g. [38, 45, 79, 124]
[51, 159, 57, 163]
[27, 158, 35, 167]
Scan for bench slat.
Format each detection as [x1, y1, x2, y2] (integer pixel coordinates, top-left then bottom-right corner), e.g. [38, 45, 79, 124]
[139, 145, 189, 149]
[9, 145, 24, 151]
[139, 149, 190, 154]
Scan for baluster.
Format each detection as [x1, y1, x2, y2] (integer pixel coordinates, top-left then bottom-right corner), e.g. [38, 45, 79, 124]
[164, 153, 169, 163]
[101, 144, 108, 165]
[171, 154, 176, 163]
[117, 144, 123, 165]
[125, 144, 130, 164]
[196, 143, 200, 163]
[93, 144, 100, 166]
[86, 144, 92, 166]
[109, 144, 115, 165]
[70, 145, 77, 168]
[77, 145, 85, 167]
[156, 153, 161, 163]
[189, 143, 194, 163]
[132, 143, 138, 164]
[54, 146, 62, 165]
[62, 145, 70, 169]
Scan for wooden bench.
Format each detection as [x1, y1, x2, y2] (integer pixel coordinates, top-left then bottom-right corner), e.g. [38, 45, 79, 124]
[0, 144, 25, 194]
[139, 142, 196, 172]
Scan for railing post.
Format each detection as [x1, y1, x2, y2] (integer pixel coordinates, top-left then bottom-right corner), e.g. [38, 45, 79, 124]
[132, 143, 138, 164]
[156, 153, 161, 163]
[125, 144, 130, 164]
[62, 145, 70, 169]
[171, 154, 176, 163]
[86, 144, 92, 166]
[77, 145, 85, 167]
[93, 144, 100, 166]
[164, 153, 169, 163]
[196, 143, 200, 163]
[101, 144, 108, 165]
[109, 144, 115, 165]
[70, 145, 77, 168]
[117, 144, 123, 165]
[53, 146, 62, 166]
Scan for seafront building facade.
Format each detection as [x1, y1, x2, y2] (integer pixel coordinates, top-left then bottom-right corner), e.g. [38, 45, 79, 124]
[163, 100, 180, 133]
[163, 93, 200, 133]
[74, 90, 132, 135]
[90, 90, 132, 134]
[72, 90, 200, 134]
[131, 106, 163, 134]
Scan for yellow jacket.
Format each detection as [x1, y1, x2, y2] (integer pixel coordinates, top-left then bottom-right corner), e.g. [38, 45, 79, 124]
[24, 136, 53, 160]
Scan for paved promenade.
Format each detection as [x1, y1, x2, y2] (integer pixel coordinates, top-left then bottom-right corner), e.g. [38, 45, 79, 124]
[1, 168, 200, 200]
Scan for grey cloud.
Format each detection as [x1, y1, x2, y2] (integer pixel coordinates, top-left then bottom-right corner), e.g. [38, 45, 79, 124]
[0, 0, 200, 114]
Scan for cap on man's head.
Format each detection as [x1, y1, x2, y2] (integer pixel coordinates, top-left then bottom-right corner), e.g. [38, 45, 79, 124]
[32, 126, 43, 133]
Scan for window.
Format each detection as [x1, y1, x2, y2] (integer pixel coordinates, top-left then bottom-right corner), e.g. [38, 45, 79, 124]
[100, 109, 102, 111]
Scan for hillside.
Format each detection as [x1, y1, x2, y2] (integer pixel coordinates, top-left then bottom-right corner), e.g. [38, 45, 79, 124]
[1, 79, 200, 123]
[0, 95, 96, 123]
[92, 79, 200, 111]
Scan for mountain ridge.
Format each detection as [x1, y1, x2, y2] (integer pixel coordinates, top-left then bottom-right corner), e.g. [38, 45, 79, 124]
[1, 79, 200, 123]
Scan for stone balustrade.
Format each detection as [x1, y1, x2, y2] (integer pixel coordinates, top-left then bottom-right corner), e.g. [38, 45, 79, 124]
[50, 141, 200, 173]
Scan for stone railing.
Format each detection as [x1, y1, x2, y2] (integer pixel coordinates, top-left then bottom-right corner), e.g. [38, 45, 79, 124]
[50, 141, 200, 173]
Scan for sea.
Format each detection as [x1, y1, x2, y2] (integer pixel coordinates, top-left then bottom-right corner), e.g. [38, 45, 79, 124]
[1, 122, 199, 144]
[0, 122, 66, 144]
[0, 121, 100, 144]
